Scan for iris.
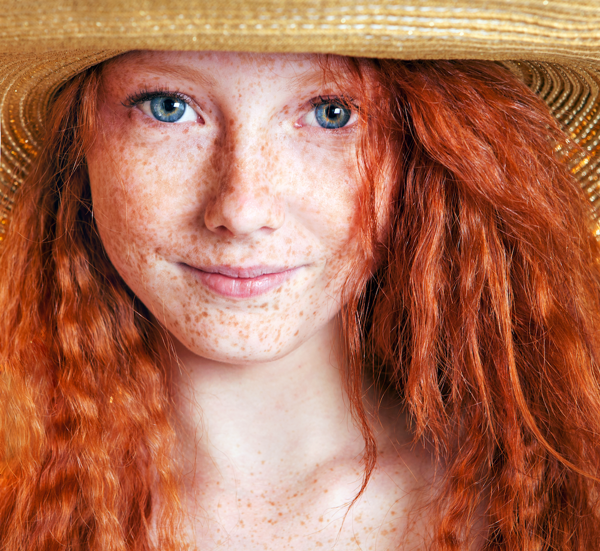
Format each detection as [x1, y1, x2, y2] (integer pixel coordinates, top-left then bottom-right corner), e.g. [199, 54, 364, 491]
[314, 102, 351, 129]
[150, 96, 187, 123]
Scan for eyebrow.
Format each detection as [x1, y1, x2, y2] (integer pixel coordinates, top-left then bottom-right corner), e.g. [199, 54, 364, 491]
[134, 62, 218, 89]
[288, 61, 358, 93]
[289, 68, 330, 90]
[132, 64, 339, 98]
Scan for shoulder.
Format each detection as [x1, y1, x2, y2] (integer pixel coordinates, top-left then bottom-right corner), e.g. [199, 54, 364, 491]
[363, 396, 489, 550]
[347, 403, 443, 550]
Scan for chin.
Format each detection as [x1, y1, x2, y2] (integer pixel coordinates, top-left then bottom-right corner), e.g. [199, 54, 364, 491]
[170, 327, 304, 366]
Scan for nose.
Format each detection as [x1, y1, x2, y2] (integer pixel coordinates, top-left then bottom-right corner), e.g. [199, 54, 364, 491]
[203, 130, 285, 238]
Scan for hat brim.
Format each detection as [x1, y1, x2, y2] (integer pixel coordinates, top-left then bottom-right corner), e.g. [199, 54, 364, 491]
[2, 0, 600, 62]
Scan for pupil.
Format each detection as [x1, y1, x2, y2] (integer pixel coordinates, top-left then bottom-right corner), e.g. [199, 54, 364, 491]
[163, 98, 177, 113]
[327, 106, 341, 120]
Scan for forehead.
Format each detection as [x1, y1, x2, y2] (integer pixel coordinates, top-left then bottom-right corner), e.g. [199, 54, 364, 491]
[101, 50, 355, 91]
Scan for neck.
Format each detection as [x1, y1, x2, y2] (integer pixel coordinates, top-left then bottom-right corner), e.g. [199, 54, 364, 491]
[171, 318, 367, 490]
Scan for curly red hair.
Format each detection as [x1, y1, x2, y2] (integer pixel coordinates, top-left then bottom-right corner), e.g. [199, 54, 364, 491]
[1, 57, 599, 550]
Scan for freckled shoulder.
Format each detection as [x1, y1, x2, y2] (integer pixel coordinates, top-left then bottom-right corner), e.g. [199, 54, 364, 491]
[363, 395, 489, 551]
[344, 402, 443, 551]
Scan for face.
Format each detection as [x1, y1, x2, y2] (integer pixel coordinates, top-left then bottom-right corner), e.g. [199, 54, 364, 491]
[87, 50, 375, 363]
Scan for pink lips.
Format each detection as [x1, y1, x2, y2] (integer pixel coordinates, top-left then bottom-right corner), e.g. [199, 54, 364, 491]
[185, 264, 299, 298]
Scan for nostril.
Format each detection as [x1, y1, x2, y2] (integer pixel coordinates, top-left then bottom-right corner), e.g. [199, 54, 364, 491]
[211, 224, 235, 237]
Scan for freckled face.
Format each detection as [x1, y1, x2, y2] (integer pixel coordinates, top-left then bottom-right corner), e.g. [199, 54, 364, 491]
[87, 50, 369, 363]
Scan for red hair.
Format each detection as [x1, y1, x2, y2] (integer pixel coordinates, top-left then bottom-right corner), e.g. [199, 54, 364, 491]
[1, 57, 599, 550]
[0, 67, 186, 550]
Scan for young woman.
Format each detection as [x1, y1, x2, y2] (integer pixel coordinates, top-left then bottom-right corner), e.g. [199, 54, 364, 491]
[2, 4, 600, 551]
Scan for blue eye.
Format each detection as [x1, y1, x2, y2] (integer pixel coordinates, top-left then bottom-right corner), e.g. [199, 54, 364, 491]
[302, 100, 355, 129]
[131, 93, 199, 124]
[314, 102, 352, 129]
[150, 96, 187, 122]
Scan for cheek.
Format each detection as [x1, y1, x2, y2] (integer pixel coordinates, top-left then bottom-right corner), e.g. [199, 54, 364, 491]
[87, 123, 216, 275]
[86, 111, 366, 362]
[286, 136, 363, 247]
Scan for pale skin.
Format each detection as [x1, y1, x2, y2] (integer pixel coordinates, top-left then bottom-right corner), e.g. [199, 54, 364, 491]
[87, 50, 442, 550]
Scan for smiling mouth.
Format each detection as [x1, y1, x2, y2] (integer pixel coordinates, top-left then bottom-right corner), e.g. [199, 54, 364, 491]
[183, 264, 301, 298]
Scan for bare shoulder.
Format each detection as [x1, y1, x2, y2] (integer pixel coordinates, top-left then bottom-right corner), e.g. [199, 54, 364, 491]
[340, 401, 444, 551]
[356, 393, 488, 551]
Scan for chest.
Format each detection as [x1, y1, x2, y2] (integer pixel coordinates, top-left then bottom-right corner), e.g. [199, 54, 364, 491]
[182, 467, 434, 551]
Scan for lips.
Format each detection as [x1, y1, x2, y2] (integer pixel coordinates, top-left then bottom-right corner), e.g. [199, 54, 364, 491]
[184, 264, 300, 298]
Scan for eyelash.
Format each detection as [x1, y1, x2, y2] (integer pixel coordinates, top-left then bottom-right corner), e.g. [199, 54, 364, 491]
[309, 94, 358, 111]
[123, 88, 192, 109]
[123, 88, 359, 126]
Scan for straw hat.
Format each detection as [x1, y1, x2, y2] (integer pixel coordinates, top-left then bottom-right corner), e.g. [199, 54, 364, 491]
[2, 0, 600, 240]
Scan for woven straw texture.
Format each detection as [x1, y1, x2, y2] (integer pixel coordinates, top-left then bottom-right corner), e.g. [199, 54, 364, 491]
[2, 0, 600, 238]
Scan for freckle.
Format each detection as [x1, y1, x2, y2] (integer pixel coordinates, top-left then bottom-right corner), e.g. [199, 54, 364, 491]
[293, 330, 299, 336]
[299, 311, 303, 316]
[318, 516, 324, 522]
